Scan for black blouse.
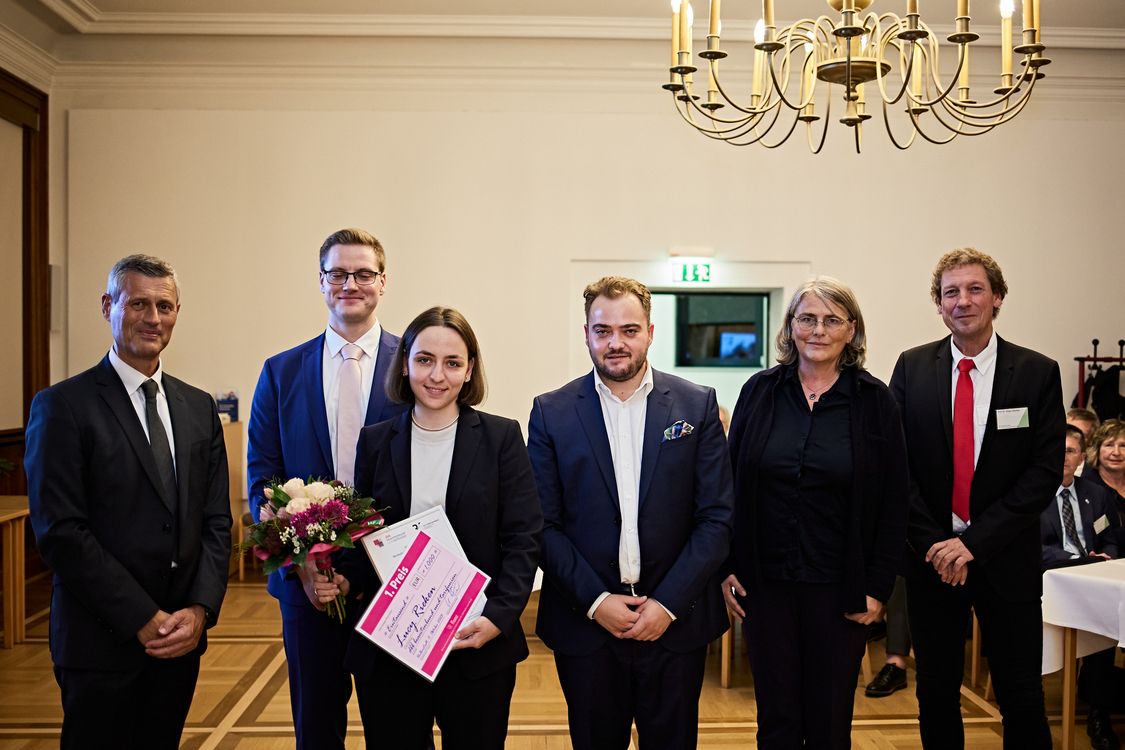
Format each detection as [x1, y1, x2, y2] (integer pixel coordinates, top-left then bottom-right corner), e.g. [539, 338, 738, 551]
[757, 367, 853, 583]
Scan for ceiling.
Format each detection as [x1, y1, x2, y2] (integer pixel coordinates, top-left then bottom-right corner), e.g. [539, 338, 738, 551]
[20, 0, 1125, 35]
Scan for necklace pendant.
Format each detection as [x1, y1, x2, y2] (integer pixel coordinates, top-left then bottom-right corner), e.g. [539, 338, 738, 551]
[809, 392, 817, 401]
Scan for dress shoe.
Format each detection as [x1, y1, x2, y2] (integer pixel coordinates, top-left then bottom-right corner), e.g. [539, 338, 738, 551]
[864, 663, 907, 698]
[1088, 709, 1121, 750]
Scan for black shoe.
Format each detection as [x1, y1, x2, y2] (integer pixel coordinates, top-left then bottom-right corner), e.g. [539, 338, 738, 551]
[1088, 709, 1121, 750]
[864, 664, 907, 698]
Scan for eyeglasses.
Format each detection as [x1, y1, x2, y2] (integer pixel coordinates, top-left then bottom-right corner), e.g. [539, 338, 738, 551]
[321, 268, 383, 286]
[792, 314, 851, 332]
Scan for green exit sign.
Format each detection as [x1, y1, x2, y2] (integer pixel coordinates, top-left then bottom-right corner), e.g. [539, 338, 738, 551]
[678, 261, 712, 283]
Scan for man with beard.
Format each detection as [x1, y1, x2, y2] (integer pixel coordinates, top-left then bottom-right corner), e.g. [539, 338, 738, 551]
[528, 276, 733, 750]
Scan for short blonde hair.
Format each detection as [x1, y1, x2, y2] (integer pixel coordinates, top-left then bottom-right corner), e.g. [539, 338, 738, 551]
[930, 248, 1007, 319]
[775, 276, 867, 369]
[1089, 419, 1125, 471]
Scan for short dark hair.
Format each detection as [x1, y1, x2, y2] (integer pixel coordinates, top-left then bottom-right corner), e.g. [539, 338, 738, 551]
[1065, 423, 1087, 453]
[582, 276, 652, 322]
[319, 228, 386, 272]
[106, 254, 180, 302]
[930, 248, 1008, 319]
[387, 306, 486, 407]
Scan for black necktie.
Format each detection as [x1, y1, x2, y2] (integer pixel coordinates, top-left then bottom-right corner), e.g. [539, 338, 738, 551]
[1059, 488, 1086, 558]
[141, 379, 178, 504]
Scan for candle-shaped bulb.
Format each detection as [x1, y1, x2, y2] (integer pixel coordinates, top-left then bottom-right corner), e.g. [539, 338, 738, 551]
[686, 3, 694, 26]
[671, 0, 681, 10]
[999, 0, 1014, 17]
[754, 17, 766, 44]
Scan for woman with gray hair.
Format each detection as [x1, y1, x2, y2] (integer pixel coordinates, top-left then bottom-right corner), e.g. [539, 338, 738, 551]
[721, 277, 909, 749]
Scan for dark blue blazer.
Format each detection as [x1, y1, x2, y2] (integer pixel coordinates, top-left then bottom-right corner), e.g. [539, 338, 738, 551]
[26, 356, 232, 670]
[247, 328, 405, 604]
[527, 369, 734, 656]
[1040, 475, 1120, 566]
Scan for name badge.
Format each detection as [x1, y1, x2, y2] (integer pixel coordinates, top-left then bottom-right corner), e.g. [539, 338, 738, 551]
[995, 407, 1029, 430]
[1094, 514, 1110, 535]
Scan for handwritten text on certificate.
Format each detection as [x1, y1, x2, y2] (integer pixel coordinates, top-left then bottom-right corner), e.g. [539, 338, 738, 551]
[354, 531, 490, 682]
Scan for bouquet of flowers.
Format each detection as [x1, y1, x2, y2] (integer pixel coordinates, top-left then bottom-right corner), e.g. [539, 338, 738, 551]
[242, 477, 384, 622]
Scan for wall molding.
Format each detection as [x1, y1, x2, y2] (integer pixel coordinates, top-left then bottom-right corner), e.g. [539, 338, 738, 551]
[0, 24, 56, 92]
[30, 1, 1125, 51]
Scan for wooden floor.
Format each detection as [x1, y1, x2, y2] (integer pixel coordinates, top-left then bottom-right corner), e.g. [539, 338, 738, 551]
[0, 573, 1107, 749]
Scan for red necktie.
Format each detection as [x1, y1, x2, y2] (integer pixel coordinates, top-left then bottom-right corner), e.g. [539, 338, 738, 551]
[952, 358, 975, 523]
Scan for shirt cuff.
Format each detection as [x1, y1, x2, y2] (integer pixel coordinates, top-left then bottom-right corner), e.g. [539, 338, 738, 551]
[587, 592, 612, 620]
[652, 599, 677, 622]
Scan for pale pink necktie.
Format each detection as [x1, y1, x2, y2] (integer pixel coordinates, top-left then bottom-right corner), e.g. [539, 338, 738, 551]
[336, 343, 364, 485]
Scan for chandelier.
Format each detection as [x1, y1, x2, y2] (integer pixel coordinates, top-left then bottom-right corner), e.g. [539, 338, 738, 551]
[663, 0, 1048, 152]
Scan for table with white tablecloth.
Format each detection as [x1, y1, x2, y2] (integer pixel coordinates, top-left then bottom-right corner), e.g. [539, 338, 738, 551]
[1041, 558, 1125, 750]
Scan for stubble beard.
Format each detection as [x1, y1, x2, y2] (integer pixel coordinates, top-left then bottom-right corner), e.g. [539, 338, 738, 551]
[594, 352, 647, 384]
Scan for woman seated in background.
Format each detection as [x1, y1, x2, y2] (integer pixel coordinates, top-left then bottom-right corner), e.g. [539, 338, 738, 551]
[1085, 418, 1125, 525]
[315, 306, 542, 750]
[722, 277, 909, 750]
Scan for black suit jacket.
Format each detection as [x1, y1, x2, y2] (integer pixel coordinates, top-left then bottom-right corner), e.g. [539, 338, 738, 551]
[890, 335, 1065, 601]
[527, 370, 734, 657]
[26, 356, 232, 670]
[340, 406, 542, 681]
[1040, 475, 1120, 566]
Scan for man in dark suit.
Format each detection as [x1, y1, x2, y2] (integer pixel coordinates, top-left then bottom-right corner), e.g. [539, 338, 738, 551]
[26, 254, 232, 750]
[890, 248, 1064, 750]
[1041, 423, 1122, 749]
[247, 227, 405, 750]
[528, 276, 734, 750]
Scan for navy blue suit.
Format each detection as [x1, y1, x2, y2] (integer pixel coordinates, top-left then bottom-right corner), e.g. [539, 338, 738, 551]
[528, 370, 733, 750]
[1040, 475, 1120, 566]
[247, 329, 404, 750]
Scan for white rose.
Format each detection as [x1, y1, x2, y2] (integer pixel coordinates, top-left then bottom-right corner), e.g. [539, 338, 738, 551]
[282, 477, 307, 499]
[305, 482, 334, 503]
[286, 497, 312, 515]
[263, 487, 274, 500]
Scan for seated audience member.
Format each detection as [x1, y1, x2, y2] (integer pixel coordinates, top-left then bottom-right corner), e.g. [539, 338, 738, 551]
[1040, 425, 1118, 567]
[1067, 407, 1101, 476]
[1085, 420, 1125, 520]
[1040, 423, 1122, 750]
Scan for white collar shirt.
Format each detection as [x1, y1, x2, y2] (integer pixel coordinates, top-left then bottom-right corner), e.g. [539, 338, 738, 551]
[108, 347, 176, 470]
[1055, 482, 1088, 558]
[322, 323, 381, 475]
[949, 331, 998, 532]
[593, 364, 654, 588]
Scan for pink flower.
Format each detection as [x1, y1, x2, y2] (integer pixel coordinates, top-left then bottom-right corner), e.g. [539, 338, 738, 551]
[290, 499, 350, 539]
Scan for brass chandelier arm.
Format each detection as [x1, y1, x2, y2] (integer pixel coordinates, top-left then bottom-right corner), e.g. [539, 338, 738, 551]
[664, 0, 1045, 152]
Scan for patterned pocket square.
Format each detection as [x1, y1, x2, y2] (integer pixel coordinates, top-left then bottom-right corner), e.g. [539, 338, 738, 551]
[662, 420, 694, 442]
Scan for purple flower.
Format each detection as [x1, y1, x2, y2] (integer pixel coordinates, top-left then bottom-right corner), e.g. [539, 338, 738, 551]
[290, 499, 350, 539]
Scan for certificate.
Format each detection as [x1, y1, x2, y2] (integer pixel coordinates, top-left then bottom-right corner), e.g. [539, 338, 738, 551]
[354, 531, 490, 682]
[360, 506, 486, 619]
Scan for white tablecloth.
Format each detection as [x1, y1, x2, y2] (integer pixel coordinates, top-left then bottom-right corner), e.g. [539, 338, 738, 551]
[1041, 558, 1125, 674]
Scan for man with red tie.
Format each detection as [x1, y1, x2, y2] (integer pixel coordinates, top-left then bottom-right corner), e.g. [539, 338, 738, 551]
[890, 249, 1064, 750]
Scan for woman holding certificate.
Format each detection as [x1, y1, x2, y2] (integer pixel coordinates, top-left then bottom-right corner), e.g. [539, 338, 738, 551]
[314, 306, 542, 750]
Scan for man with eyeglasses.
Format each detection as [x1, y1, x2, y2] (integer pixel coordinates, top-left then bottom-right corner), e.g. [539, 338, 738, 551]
[889, 248, 1064, 750]
[248, 228, 406, 750]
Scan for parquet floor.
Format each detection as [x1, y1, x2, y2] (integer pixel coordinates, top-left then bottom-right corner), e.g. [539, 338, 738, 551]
[0, 574, 1107, 749]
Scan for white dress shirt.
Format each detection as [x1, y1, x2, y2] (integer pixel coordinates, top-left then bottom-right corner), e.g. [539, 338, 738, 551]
[1054, 482, 1089, 558]
[322, 323, 381, 476]
[949, 331, 998, 533]
[108, 347, 176, 470]
[586, 365, 676, 621]
[410, 420, 457, 517]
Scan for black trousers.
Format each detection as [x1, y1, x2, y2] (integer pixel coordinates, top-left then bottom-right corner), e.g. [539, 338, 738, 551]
[906, 565, 1051, 750]
[554, 639, 707, 750]
[354, 647, 516, 750]
[54, 651, 200, 750]
[1079, 647, 1122, 711]
[744, 579, 869, 750]
[885, 576, 912, 658]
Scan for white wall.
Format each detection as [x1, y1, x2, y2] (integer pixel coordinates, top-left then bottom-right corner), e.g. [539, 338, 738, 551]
[31, 34, 1125, 493]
